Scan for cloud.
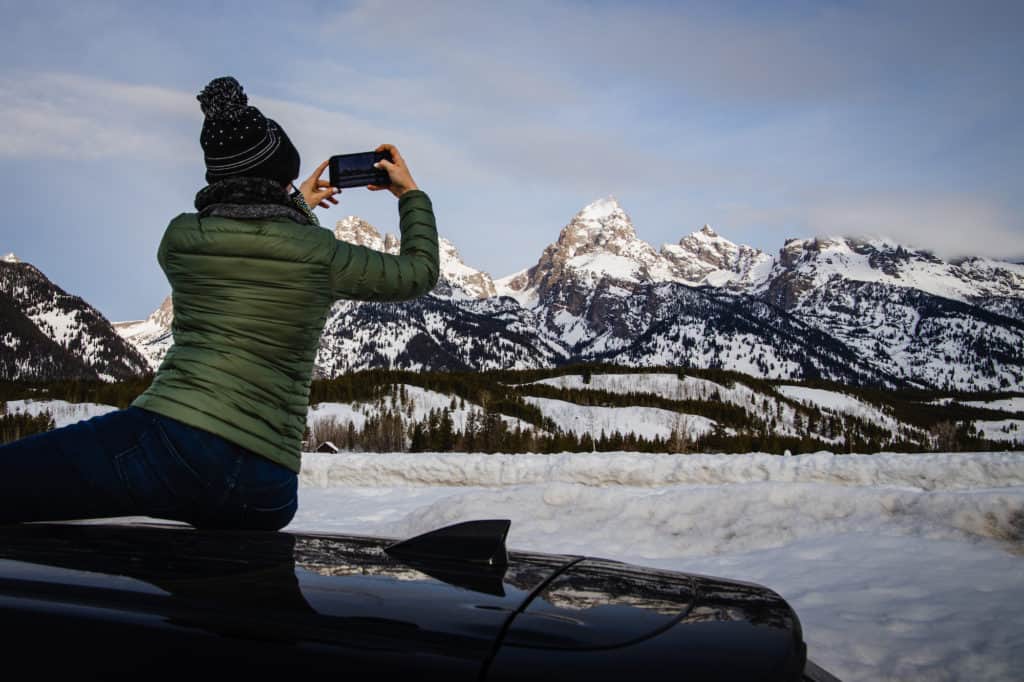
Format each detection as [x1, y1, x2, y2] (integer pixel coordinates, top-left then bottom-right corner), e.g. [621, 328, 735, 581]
[316, 0, 1023, 110]
[804, 192, 1022, 261]
[717, 191, 1023, 262]
[255, 92, 503, 190]
[0, 71, 198, 161]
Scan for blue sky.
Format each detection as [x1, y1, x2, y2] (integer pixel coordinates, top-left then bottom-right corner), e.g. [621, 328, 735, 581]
[1, 0, 1021, 321]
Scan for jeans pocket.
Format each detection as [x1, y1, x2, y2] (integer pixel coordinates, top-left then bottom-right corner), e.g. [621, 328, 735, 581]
[149, 413, 237, 487]
[241, 475, 298, 531]
[114, 421, 205, 520]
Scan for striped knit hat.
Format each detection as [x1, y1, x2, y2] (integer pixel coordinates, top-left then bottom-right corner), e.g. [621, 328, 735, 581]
[196, 76, 300, 185]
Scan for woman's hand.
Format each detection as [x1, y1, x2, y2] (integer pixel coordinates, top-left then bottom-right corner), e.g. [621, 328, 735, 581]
[368, 144, 419, 198]
[298, 159, 341, 209]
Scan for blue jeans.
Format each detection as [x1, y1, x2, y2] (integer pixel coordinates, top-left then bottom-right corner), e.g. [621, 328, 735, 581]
[0, 406, 298, 531]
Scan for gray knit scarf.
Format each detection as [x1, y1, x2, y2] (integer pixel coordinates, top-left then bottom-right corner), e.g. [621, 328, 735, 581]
[194, 175, 319, 226]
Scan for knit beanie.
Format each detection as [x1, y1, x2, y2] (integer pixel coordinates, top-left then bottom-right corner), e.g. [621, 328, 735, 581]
[196, 76, 300, 185]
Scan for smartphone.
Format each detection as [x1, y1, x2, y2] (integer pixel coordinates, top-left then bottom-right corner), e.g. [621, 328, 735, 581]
[328, 151, 392, 189]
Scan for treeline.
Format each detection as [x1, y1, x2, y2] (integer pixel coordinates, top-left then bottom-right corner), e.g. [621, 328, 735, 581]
[307, 405, 707, 455]
[0, 401, 55, 444]
[2, 364, 1021, 453]
[0, 377, 152, 407]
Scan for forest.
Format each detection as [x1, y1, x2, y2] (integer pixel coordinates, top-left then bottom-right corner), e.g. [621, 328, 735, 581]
[2, 364, 1020, 452]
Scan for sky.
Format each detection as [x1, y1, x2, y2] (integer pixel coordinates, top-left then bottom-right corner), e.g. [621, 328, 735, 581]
[0, 0, 1022, 321]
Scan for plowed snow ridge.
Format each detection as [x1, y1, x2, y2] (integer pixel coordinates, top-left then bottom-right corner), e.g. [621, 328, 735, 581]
[301, 450, 1024, 490]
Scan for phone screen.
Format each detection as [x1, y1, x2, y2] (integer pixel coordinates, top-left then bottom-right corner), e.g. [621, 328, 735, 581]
[329, 151, 391, 189]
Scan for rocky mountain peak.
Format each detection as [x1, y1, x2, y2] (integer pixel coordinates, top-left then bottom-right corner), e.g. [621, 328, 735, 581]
[576, 195, 624, 221]
[2, 252, 18, 263]
[437, 237, 497, 299]
[556, 196, 643, 259]
[497, 197, 661, 308]
[149, 294, 174, 328]
[660, 225, 772, 288]
[334, 216, 387, 251]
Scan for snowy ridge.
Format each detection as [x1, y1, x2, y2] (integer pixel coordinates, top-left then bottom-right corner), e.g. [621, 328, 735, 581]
[659, 225, 774, 287]
[434, 237, 497, 299]
[768, 236, 1024, 304]
[500, 199, 770, 303]
[2, 252, 18, 263]
[113, 294, 173, 371]
[298, 450, 1024, 490]
[91, 196, 1024, 389]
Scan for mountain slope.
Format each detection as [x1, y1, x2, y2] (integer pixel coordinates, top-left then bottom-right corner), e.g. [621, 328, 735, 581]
[762, 237, 1024, 390]
[0, 259, 150, 381]
[112, 294, 173, 371]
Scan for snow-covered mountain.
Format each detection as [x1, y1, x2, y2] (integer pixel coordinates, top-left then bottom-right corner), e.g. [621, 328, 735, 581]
[0, 258, 150, 381]
[660, 225, 773, 288]
[107, 200, 1024, 390]
[763, 236, 1024, 315]
[496, 197, 661, 305]
[112, 294, 173, 371]
[761, 237, 1024, 390]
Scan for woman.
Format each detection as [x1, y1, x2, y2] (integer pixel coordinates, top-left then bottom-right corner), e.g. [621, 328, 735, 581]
[0, 76, 439, 531]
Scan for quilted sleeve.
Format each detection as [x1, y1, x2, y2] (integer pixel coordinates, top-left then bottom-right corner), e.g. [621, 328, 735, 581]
[328, 190, 440, 302]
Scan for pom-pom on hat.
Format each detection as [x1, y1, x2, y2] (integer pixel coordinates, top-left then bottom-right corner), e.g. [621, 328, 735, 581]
[196, 76, 300, 185]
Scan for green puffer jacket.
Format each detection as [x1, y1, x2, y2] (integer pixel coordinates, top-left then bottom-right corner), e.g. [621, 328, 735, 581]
[131, 190, 439, 473]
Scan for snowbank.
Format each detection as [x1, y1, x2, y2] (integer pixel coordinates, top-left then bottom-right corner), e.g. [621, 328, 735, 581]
[300, 450, 1024, 491]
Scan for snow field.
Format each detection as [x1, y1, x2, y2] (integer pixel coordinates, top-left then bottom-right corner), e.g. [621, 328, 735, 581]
[973, 419, 1024, 444]
[523, 372, 823, 439]
[4, 399, 119, 428]
[528, 371, 729, 401]
[963, 397, 1024, 414]
[522, 395, 716, 439]
[775, 384, 903, 433]
[307, 385, 535, 433]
